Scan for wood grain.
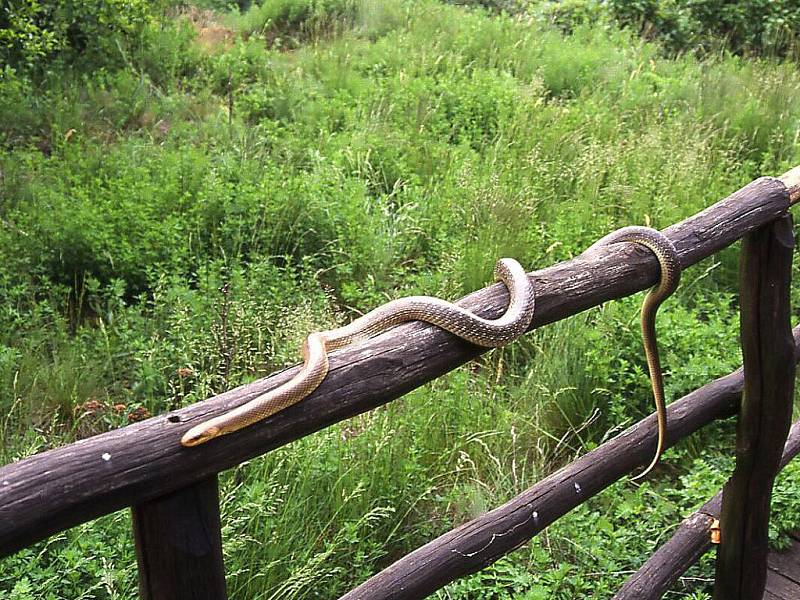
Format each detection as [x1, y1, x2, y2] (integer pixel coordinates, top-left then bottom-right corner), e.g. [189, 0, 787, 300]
[780, 166, 800, 203]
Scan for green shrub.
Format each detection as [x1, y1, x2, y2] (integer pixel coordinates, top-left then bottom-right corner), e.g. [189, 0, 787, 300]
[0, 0, 158, 74]
[531, 0, 800, 57]
[605, 0, 696, 53]
[534, 0, 609, 33]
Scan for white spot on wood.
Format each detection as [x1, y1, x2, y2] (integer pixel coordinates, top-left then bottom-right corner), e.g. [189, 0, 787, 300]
[101, 453, 111, 461]
[574, 482, 581, 494]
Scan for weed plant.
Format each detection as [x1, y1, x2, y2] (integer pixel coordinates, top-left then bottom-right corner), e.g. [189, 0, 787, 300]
[2, 1, 800, 598]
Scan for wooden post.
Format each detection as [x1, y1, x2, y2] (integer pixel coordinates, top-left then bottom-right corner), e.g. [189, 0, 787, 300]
[132, 476, 228, 600]
[714, 214, 795, 599]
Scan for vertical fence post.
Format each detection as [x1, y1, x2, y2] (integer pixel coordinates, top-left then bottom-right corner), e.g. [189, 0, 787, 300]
[714, 214, 795, 599]
[132, 476, 228, 600]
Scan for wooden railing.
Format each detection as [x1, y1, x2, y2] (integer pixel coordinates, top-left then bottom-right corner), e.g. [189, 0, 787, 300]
[2, 168, 800, 599]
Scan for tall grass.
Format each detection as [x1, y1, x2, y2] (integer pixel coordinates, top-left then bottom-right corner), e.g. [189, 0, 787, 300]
[2, 1, 800, 598]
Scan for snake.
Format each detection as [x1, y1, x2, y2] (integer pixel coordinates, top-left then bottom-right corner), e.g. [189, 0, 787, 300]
[586, 226, 681, 479]
[181, 258, 536, 447]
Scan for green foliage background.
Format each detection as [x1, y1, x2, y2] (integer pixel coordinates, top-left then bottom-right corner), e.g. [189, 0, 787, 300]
[2, 0, 800, 598]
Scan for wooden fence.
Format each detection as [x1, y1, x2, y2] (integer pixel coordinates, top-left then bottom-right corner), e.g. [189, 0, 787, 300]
[2, 168, 800, 599]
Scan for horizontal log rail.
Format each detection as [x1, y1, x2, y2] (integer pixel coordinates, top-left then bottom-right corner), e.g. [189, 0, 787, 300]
[339, 326, 800, 600]
[613, 420, 800, 600]
[0, 175, 791, 557]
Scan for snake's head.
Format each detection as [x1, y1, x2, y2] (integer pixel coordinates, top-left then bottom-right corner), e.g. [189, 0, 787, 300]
[181, 424, 221, 447]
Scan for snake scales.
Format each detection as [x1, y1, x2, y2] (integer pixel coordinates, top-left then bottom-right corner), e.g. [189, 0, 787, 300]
[183, 228, 680, 480]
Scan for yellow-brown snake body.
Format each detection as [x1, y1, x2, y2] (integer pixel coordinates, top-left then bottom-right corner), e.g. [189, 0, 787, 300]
[182, 258, 536, 446]
[587, 226, 681, 479]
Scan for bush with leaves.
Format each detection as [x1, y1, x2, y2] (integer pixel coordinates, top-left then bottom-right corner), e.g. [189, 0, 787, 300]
[0, 0, 160, 74]
[534, 0, 800, 56]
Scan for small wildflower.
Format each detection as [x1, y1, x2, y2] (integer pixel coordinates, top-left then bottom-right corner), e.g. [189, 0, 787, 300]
[75, 399, 104, 414]
[127, 407, 151, 422]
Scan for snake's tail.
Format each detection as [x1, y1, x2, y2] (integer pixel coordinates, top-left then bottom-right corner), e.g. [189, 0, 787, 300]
[631, 294, 667, 480]
[631, 410, 666, 480]
[585, 226, 679, 480]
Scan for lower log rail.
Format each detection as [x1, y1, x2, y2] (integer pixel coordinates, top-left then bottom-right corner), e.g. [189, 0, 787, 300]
[338, 326, 800, 600]
[613, 420, 800, 600]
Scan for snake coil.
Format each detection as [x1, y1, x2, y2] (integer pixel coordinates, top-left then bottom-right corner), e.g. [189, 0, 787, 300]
[586, 226, 681, 479]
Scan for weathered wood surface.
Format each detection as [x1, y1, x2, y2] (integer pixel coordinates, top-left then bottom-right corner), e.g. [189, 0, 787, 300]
[132, 476, 228, 600]
[765, 537, 800, 600]
[613, 419, 800, 600]
[0, 176, 790, 557]
[764, 567, 800, 600]
[768, 534, 800, 583]
[715, 215, 796, 600]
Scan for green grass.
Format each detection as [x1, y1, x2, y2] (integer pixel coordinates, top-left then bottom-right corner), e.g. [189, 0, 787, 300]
[2, 1, 800, 598]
